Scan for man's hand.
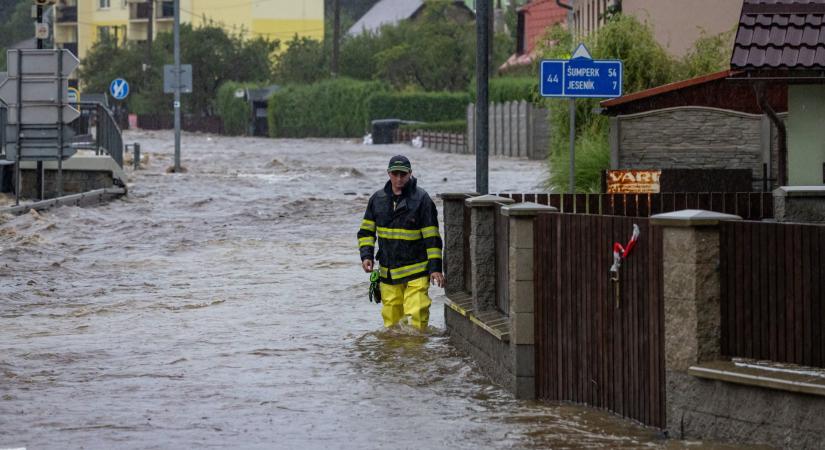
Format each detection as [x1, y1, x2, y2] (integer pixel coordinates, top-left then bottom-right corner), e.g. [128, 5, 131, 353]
[362, 259, 374, 273]
[430, 272, 445, 288]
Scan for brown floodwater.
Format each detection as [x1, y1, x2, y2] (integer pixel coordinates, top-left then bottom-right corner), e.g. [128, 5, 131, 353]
[0, 130, 752, 449]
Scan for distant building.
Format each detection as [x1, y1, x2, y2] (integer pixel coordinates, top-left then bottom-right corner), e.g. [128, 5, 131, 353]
[347, 0, 474, 36]
[573, 0, 742, 57]
[53, 0, 324, 61]
[499, 0, 567, 72]
[730, 0, 825, 186]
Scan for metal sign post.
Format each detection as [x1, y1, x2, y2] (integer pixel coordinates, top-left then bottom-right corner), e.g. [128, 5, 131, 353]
[173, 0, 181, 173]
[540, 44, 623, 193]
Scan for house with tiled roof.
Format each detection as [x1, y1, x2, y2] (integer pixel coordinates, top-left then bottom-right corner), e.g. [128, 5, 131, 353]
[347, 0, 474, 36]
[730, 0, 825, 186]
[500, 0, 568, 72]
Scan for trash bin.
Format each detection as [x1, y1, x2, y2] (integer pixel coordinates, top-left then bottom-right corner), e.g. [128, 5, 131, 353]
[371, 119, 403, 145]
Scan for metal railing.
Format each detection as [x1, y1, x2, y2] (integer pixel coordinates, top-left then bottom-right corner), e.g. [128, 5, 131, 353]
[69, 102, 124, 168]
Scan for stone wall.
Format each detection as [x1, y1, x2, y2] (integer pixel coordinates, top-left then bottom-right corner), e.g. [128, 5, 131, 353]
[611, 107, 784, 191]
[21, 169, 115, 200]
[667, 371, 825, 448]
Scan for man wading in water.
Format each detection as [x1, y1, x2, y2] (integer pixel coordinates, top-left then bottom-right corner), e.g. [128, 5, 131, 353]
[358, 155, 445, 330]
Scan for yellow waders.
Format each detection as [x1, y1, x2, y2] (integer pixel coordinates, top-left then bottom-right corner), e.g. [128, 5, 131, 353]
[379, 276, 432, 330]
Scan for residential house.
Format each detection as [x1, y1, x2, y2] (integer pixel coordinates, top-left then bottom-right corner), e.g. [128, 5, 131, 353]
[573, 0, 742, 57]
[347, 0, 474, 36]
[730, 0, 825, 186]
[500, 0, 567, 71]
[53, 0, 324, 61]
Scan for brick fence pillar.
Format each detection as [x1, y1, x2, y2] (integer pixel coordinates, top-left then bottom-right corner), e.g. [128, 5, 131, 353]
[465, 194, 514, 312]
[439, 192, 478, 296]
[650, 209, 742, 432]
[502, 202, 557, 399]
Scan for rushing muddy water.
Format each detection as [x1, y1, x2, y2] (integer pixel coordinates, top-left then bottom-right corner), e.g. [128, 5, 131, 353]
[0, 131, 746, 449]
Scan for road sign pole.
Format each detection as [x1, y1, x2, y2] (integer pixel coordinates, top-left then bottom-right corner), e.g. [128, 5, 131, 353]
[57, 50, 64, 197]
[173, 0, 181, 173]
[14, 50, 22, 206]
[36, 4, 44, 200]
[569, 98, 575, 193]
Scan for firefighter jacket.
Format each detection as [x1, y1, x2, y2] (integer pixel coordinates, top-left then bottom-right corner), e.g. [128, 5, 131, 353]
[358, 177, 443, 285]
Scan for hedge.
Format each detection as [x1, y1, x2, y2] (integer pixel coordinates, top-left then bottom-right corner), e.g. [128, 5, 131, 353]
[216, 81, 252, 136]
[469, 76, 538, 103]
[399, 119, 467, 134]
[367, 92, 470, 123]
[268, 78, 388, 138]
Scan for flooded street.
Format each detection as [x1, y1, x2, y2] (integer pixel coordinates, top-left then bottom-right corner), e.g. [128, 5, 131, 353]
[2, 131, 725, 449]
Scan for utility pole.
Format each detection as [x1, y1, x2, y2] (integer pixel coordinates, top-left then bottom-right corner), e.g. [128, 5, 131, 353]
[173, 0, 181, 172]
[475, 0, 490, 194]
[331, 0, 340, 76]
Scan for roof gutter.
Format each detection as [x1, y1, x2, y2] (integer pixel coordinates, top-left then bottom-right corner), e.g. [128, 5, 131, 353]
[555, 0, 572, 10]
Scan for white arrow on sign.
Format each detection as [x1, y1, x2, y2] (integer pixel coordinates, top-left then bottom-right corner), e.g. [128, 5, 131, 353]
[0, 78, 69, 104]
[3, 105, 80, 125]
[5, 49, 79, 78]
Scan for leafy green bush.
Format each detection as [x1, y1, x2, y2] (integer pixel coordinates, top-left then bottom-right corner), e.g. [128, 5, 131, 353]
[268, 78, 388, 137]
[470, 77, 538, 103]
[399, 119, 467, 134]
[538, 16, 676, 192]
[539, 16, 736, 192]
[367, 92, 470, 123]
[547, 119, 610, 193]
[216, 81, 252, 136]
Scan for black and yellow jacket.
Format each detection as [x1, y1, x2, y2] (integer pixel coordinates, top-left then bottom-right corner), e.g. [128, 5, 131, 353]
[358, 177, 442, 285]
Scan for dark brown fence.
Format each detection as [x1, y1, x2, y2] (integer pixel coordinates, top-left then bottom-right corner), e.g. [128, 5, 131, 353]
[137, 114, 225, 134]
[495, 204, 510, 315]
[497, 192, 773, 220]
[394, 129, 467, 152]
[534, 213, 665, 428]
[720, 221, 825, 368]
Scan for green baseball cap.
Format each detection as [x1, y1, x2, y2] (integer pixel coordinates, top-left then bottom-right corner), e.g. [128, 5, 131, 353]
[387, 155, 412, 173]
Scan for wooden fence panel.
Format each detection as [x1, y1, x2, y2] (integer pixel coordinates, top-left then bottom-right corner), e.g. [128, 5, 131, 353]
[535, 213, 665, 427]
[721, 221, 825, 368]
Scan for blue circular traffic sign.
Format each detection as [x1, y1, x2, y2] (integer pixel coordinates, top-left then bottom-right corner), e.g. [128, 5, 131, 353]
[109, 78, 130, 100]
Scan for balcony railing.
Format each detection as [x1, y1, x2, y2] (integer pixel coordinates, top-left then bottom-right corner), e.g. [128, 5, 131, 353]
[56, 5, 78, 23]
[158, 1, 174, 19]
[130, 2, 150, 20]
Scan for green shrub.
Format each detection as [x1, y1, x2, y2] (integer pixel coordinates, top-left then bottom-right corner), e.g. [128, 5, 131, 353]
[268, 78, 388, 138]
[216, 81, 252, 136]
[470, 76, 538, 103]
[367, 91, 470, 123]
[547, 118, 610, 193]
[538, 16, 675, 192]
[399, 119, 467, 134]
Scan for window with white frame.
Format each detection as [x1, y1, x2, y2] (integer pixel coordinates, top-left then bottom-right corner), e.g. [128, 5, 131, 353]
[99, 0, 110, 8]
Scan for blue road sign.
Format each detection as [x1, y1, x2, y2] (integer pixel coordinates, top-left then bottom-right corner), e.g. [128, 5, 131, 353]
[540, 44, 623, 98]
[109, 78, 129, 100]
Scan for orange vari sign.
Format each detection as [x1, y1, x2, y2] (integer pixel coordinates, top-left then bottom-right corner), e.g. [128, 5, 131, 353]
[606, 170, 661, 194]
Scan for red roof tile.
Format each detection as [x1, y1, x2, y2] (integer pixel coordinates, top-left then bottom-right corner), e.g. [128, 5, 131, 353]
[732, 0, 825, 70]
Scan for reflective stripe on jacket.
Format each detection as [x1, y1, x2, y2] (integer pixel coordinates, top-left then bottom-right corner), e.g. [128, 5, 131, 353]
[357, 177, 442, 285]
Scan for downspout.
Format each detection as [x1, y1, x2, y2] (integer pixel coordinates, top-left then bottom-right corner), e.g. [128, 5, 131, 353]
[753, 81, 788, 187]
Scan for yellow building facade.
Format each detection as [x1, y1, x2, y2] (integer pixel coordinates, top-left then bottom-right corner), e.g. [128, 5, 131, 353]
[54, 0, 324, 61]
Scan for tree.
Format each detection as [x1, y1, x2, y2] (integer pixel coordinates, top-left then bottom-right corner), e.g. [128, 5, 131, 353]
[273, 35, 327, 84]
[371, 2, 476, 91]
[77, 23, 278, 116]
[0, 0, 35, 70]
